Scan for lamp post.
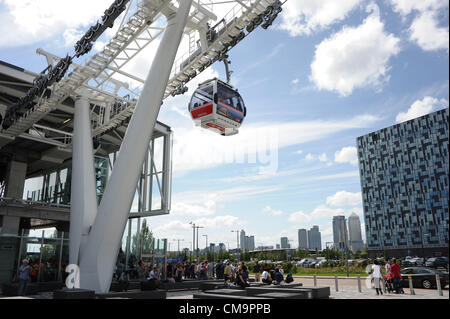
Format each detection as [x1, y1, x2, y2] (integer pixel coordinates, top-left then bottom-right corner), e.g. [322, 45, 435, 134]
[231, 230, 240, 261]
[189, 222, 195, 263]
[173, 239, 184, 258]
[202, 234, 208, 260]
[195, 226, 204, 263]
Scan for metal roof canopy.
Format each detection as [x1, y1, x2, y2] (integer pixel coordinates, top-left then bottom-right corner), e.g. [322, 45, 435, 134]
[0, 60, 172, 179]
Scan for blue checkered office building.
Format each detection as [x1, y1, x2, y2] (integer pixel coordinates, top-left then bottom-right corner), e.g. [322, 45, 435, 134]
[357, 108, 449, 257]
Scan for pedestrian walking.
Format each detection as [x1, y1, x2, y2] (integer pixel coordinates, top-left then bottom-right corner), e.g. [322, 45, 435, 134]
[371, 260, 384, 295]
[18, 259, 32, 296]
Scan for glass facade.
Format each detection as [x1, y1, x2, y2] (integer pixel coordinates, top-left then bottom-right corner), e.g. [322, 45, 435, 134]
[357, 108, 449, 254]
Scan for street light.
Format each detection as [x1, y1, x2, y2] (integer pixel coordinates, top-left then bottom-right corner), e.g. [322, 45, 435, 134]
[195, 225, 204, 263]
[173, 239, 184, 258]
[231, 230, 240, 261]
[202, 234, 208, 260]
[189, 222, 195, 262]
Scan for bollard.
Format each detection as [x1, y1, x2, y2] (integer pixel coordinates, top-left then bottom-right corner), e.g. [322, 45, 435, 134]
[436, 275, 443, 296]
[408, 276, 415, 295]
[314, 275, 317, 287]
[382, 277, 386, 293]
[335, 275, 339, 292]
[357, 275, 362, 293]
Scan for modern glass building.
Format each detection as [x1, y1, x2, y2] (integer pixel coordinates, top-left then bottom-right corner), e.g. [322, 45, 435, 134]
[348, 213, 364, 253]
[307, 225, 322, 251]
[357, 108, 449, 257]
[332, 216, 348, 251]
[298, 229, 308, 250]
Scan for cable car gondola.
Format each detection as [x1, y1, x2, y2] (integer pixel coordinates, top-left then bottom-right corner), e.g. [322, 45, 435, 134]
[188, 78, 246, 136]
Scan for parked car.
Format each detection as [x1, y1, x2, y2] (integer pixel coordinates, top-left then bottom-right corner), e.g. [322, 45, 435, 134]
[297, 259, 307, 267]
[425, 257, 448, 269]
[315, 260, 328, 268]
[401, 259, 415, 267]
[400, 267, 449, 289]
[302, 258, 316, 268]
[410, 257, 424, 266]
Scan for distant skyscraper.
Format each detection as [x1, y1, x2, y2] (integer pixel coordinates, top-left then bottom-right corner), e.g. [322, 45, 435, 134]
[247, 235, 255, 251]
[276, 244, 280, 249]
[307, 226, 322, 250]
[218, 243, 226, 252]
[240, 229, 246, 251]
[358, 108, 449, 256]
[280, 237, 290, 249]
[348, 213, 364, 253]
[298, 229, 308, 249]
[333, 216, 349, 251]
[239, 229, 255, 251]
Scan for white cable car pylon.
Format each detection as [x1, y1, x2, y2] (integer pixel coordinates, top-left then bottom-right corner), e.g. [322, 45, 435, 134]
[1, 0, 286, 293]
[77, 0, 285, 293]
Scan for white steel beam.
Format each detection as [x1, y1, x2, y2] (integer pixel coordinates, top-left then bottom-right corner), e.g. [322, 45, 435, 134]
[78, 0, 193, 293]
[69, 96, 98, 266]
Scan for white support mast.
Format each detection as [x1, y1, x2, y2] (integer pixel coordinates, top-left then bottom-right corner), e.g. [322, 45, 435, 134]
[78, 0, 193, 293]
[69, 96, 98, 266]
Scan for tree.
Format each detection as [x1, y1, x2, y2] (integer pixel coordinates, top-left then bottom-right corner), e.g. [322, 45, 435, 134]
[131, 219, 153, 256]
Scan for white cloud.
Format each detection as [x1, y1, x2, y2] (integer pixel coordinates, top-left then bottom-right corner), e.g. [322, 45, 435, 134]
[305, 153, 314, 161]
[294, 149, 303, 155]
[170, 113, 380, 175]
[310, 205, 345, 219]
[334, 146, 359, 165]
[310, 6, 401, 96]
[395, 96, 449, 123]
[279, 0, 362, 36]
[262, 206, 283, 216]
[318, 153, 328, 162]
[0, 0, 113, 48]
[409, 11, 449, 52]
[192, 215, 246, 229]
[389, 0, 447, 16]
[288, 210, 312, 223]
[326, 190, 362, 207]
[292, 79, 300, 85]
[389, 0, 449, 52]
[171, 200, 216, 217]
[63, 28, 84, 47]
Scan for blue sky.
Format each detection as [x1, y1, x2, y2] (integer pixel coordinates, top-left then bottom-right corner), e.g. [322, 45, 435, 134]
[1, 0, 448, 250]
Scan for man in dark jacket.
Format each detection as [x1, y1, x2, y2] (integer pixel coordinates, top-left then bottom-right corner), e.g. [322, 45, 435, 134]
[253, 261, 262, 282]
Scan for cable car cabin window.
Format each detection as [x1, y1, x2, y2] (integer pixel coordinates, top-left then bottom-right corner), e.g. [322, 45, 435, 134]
[217, 83, 244, 112]
[189, 85, 213, 110]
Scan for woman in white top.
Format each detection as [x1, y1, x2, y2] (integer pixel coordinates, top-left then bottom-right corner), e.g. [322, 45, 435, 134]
[261, 267, 272, 284]
[371, 260, 384, 295]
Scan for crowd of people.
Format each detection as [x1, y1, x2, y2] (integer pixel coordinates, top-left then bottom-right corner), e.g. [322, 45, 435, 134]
[112, 259, 293, 291]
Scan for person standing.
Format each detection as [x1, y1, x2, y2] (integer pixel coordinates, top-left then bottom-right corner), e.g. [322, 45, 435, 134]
[224, 261, 232, 283]
[371, 260, 384, 295]
[253, 261, 262, 282]
[18, 259, 32, 296]
[261, 267, 272, 285]
[384, 259, 392, 293]
[390, 259, 402, 294]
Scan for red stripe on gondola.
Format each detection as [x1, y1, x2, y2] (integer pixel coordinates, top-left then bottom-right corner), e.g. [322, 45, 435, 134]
[218, 102, 244, 115]
[206, 122, 225, 132]
[191, 103, 213, 119]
